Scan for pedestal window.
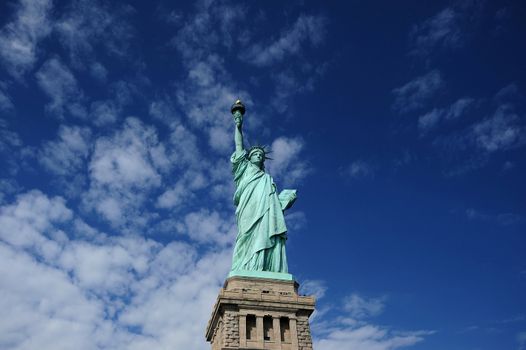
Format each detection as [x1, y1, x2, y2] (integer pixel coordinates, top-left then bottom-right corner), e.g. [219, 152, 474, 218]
[263, 316, 273, 341]
[280, 317, 291, 343]
[246, 314, 256, 340]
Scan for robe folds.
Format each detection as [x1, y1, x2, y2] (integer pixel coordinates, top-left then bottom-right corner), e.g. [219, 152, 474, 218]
[230, 150, 288, 273]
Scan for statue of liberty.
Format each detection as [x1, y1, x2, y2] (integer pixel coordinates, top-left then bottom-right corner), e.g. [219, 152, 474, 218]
[229, 100, 297, 278]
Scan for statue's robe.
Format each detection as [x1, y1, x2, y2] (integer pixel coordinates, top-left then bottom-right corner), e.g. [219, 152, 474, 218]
[230, 150, 288, 272]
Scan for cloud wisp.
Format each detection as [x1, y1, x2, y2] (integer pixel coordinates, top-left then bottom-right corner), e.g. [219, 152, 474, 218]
[241, 15, 326, 67]
[392, 70, 444, 114]
[409, 2, 484, 58]
[312, 292, 433, 350]
[418, 97, 475, 133]
[0, 0, 53, 78]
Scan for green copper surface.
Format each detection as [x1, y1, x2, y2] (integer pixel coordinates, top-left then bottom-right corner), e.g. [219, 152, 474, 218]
[230, 101, 297, 277]
[228, 270, 294, 281]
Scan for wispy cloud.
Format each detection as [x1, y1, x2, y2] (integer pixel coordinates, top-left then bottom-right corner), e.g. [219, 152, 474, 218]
[392, 70, 444, 113]
[300, 279, 328, 300]
[36, 57, 86, 119]
[427, 85, 526, 175]
[83, 118, 166, 228]
[0, 118, 23, 177]
[89, 100, 120, 126]
[174, 209, 235, 246]
[471, 104, 525, 152]
[315, 326, 430, 350]
[0, 83, 14, 111]
[156, 173, 205, 210]
[173, 43, 248, 154]
[409, 1, 484, 58]
[344, 293, 387, 319]
[241, 14, 326, 67]
[270, 65, 326, 113]
[39, 125, 92, 176]
[0, 0, 52, 77]
[267, 136, 311, 186]
[55, 0, 134, 69]
[313, 292, 433, 350]
[0, 118, 22, 152]
[345, 160, 375, 179]
[466, 208, 522, 226]
[418, 97, 475, 133]
[409, 7, 462, 57]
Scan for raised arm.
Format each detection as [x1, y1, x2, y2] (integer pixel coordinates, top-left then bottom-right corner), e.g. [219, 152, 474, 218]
[233, 110, 244, 152]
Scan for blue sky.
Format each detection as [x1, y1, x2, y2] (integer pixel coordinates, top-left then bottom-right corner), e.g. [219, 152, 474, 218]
[0, 0, 525, 349]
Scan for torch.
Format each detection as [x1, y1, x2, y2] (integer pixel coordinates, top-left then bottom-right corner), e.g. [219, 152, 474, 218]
[231, 99, 245, 127]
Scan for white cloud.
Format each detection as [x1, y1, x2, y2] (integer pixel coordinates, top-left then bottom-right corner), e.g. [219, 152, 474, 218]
[118, 247, 231, 349]
[392, 70, 444, 113]
[495, 83, 521, 102]
[285, 210, 307, 231]
[36, 57, 86, 119]
[472, 104, 525, 152]
[59, 237, 155, 296]
[149, 98, 179, 125]
[89, 118, 161, 189]
[409, 7, 461, 57]
[170, 1, 246, 62]
[0, 190, 72, 263]
[300, 279, 327, 300]
[418, 109, 442, 132]
[89, 100, 120, 126]
[270, 68, 324, 114]
[173, 55, 247, 154]
[267, 136, 310, 185]
[208, 125, 231, 153]
[408, 1, 486, 58]
[84, 118, 166, 227]
[313, 293, 432, 350]
[156, 182, 188, 209]
[418, 97, 475, 133]
[238, 13, 327, 114]
[447, 98, 476, 119]
[169, 128, 200, 167]
[156, 170, 206, 210]
[344, 294, 386, 319]
[0, 118, 22, 152]
[55, 0, 133, 68]
[0, 243, 111, 350]
[176, 209, 235, 246]
[0, 189, 233, 350]
[0, 118, 23, 177]
[90, 61, 108, 81]
[315, 326, 429, 350]
[0, 0, 52, 77]
[347, 160, 375, 179]
[0, 84, 14, 111]
[241, 15, 326, 67]
[425, 87, 526, 174]
[466, 208, 522, 226]
[39, 125, 92, 176]
[0, 178, 20, 205]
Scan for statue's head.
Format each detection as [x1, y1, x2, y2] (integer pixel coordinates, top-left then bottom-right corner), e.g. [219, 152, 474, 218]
[248, 146, 270, 169]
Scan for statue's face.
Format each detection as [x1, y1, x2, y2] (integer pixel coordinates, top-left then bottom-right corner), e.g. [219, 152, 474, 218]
[249, 150, 264, 168]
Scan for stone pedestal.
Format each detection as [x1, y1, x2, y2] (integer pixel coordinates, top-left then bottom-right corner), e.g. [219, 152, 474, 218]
[206, 276, 315, 350]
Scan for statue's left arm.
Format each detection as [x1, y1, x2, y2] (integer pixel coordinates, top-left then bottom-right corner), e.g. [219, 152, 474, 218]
[278, 189, 297, 211]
